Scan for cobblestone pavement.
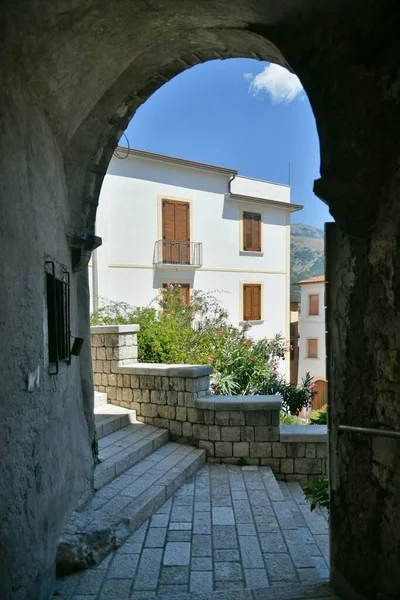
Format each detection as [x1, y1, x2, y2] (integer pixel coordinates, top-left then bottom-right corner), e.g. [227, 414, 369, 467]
[55, 465, 329, 600]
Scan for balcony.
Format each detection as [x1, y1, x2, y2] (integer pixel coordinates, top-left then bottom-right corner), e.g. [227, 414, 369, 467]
[153, 240, 203, 268]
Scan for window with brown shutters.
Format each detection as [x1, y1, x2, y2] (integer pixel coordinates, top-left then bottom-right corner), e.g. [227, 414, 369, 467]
[243, 284, 262, 321]
[308, 338, 318, 358]
[309, 294, 319, 315]
[162, 200, 190, 264]
[243, 212, 261, 252]
[162, 283, 190, 305]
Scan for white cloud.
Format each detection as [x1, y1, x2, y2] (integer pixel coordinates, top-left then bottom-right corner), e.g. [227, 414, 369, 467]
[246, 63, 303, 104]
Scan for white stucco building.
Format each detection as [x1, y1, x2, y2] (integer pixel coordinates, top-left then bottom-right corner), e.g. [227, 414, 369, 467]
[90, 147, 302, 375]
[297, 276, 327, 407]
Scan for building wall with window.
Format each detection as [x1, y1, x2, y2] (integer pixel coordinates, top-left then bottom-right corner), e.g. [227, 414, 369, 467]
[297, 278, 326, 385]
[90, 148, 301, 378]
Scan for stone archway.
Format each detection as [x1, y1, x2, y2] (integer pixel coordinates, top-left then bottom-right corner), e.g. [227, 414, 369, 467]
[2, 2, 400, 599]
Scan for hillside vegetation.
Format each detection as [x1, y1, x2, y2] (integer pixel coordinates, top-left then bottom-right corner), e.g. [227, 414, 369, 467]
[291, 223, 324, 302]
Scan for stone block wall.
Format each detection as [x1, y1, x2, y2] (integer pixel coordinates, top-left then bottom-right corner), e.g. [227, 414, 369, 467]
[90, 325, 328, 481]
[91, 325, 139, 393]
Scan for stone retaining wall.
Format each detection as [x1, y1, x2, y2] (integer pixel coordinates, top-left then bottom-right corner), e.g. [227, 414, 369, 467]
[91, 325, 327, 481]
[91, 325, 139, 393]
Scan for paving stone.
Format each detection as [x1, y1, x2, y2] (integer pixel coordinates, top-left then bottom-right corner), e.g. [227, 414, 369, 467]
[157, 584, 188, 595]
[252, 581, 334, 600]
[283, 529, 316, 568]
[192, 534, 212, 556]
[259, 532, 287, 553]
[129, 521, 149, 544]
[193, 511, 211, 534]
[214, 580, 245, 591]
[144, 527, 167, 548]
[107, 554, 139, 578]
[212, 507, 235, 525]
[213, 525, 238, 549]
[99, 578, 132, 599]
[272, 501, 298, 530]
[314, 534, 330, 561]
[169, 522, 192, 530]
[150, 514, 169, 528]
[211, 495, 233, 507]
[170, 504, 193, 523]
[163, 542, 191, 566]
[118, 542, 143, 554]
[191, 556, 213, 571]
[239, 536, 264, 568]
[167, 530, 192, 542]
[160, 566, 189, 584]
[154, 497, 173, 515]
[130, 593, 156, 599]
[215, 561, 243, 581]
[190, 570, 213, 592]
[299, 505, 329, 535]
[263, 552, 298, 582]
[311, 556, 330, 578]
[254, 512, 280, 533]
[237, 523, 257, 536]
[75, 569, 105, 595]
[232, 501, 253, 524]
[195, 501, 211, 512]
[134, 549, 163, 590]
[244, 568, 269, 588]
[214, 549, 241, 562]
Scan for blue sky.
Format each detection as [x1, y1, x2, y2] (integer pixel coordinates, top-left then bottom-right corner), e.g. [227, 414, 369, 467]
[124, 58, 333, 230]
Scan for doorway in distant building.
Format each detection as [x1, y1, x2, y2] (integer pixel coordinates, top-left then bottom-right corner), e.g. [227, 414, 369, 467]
[162, 283, 190, 305]
[162, 199, 190, 264]
[312, 379, 327, 410]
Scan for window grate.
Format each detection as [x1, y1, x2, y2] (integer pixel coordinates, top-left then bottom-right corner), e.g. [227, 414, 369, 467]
[45, 261, 70, 373]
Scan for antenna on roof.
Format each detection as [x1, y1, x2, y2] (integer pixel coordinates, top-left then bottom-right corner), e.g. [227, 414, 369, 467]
[288, 162, 291, 185]
[114, 133, 130, 159]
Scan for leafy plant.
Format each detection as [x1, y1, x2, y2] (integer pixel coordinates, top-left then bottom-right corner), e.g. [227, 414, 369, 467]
[91, 288, 316, 415]
[310, 404, 328, 425]
[279, 413, 305, 425]
[303, 477, 330, 512]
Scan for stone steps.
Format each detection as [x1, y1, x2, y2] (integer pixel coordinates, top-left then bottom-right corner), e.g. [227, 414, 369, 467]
[131, 581, 338, 600]
[95, 402, 137, 440]
[57, 409, 206, 575]
[95, 422, 169, 490]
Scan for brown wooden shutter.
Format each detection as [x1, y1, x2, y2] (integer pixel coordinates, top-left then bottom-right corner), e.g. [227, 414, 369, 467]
[243, 284, 262, 321]
[243, 212, 261, 251]
[308, 339, 318, 358]
[162, 283, 190, 305]
[162, 200, 190, 263]
[309, 294, 319, 315]
[243, 285, 253, 320]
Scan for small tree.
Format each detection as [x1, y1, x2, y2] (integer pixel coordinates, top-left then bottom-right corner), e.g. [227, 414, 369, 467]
[91, 290, 315, 414]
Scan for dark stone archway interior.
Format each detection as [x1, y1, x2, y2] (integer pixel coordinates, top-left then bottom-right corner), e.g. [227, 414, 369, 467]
[1, 1, 400, 599]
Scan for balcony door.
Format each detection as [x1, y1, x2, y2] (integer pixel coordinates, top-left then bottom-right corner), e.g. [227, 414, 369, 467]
[162, 199, 190, 264]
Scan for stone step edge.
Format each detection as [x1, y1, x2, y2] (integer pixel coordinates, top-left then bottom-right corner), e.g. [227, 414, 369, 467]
[56, 447, 206, 576]
[95, 410, 137, 441]
[136, 581, 336, 600]
[94, 391, 108, 407]
[94, 428, 169, 490]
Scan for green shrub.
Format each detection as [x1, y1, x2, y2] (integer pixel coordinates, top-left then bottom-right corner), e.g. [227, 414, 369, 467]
[91, 289, 316, 415]
[310, 404, 328, 425]
[279, 413, 305, 425]
[303, 477, 329, 512]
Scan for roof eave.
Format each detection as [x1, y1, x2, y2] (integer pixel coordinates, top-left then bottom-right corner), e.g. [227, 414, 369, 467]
[115, 146, 237, 176]
[227, 192, 303, 212]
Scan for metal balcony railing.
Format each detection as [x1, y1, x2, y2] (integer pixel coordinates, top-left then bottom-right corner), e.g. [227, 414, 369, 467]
[153, 240, 203, 268]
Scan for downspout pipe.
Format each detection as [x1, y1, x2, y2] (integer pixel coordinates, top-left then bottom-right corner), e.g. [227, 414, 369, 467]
[228, 172, 236, 194]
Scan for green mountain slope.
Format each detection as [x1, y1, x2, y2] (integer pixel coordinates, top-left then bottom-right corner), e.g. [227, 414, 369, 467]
[290, 223, 324, 302]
